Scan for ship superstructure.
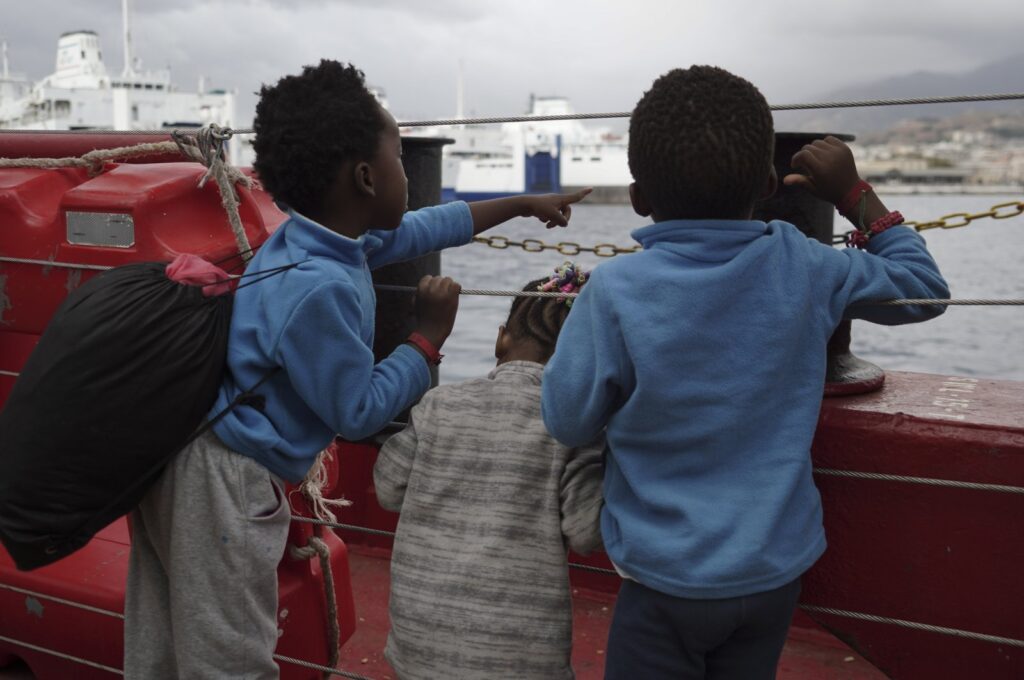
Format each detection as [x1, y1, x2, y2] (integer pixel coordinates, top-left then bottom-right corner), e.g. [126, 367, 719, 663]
[0, 1, 238, 158]
[412, 95, 632, 202]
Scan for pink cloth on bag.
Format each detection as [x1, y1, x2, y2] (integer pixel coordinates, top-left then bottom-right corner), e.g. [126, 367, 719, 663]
[165, 253, 233, 297]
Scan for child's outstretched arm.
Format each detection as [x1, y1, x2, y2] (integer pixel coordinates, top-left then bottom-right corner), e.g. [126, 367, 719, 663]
[469, 189, 592, 233]
[559, 437, 606, 555]
[366, 189, 591, 270]
[784, 136, 949, 325]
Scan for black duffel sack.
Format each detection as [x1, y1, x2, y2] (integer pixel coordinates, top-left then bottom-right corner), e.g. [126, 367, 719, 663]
[0, 261, 233, 570]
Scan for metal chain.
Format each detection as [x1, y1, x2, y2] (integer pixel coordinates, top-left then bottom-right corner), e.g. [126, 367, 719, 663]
[471, 234, 640, 258]
[470, 201, 1024, 252]
[832, 199, 1024, 243]
[907, 199, 1024, 232]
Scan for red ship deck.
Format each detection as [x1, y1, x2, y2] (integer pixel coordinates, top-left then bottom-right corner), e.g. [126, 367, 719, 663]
[333, 546, 887, 680]
[0, 542, 887, 680]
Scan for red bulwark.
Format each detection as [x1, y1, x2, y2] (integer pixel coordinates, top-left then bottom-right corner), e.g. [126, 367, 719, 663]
[806, 371, 1024, 680]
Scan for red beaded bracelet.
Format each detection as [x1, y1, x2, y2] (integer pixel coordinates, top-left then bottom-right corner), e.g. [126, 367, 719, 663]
[845, 210, 905, 249]
[406, 332, 444, 365]
[837, 179, 873, 216]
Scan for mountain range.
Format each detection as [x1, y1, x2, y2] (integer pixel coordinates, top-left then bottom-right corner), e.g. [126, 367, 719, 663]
[774, 52, 1024, 137]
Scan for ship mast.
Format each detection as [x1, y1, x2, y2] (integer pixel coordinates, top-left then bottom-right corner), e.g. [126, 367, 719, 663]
[121, 0, 135, 79]
[456, 58, 465, 120]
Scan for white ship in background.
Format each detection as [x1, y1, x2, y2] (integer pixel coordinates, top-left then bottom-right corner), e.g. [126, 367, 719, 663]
[0, 0, 240, 160]
[410, 93, 633, 203]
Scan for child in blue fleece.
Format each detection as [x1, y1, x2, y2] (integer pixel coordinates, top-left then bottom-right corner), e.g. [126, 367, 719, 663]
[541, 66, 949, 680]
[123, 60, 590, 680]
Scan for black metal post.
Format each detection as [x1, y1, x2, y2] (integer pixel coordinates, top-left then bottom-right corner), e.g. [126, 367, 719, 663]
[371, 137, 453, 405]
[753, 132, 885, 397]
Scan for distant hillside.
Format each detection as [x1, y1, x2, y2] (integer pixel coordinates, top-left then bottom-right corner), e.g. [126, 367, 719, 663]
[773, 52, 1024, 138]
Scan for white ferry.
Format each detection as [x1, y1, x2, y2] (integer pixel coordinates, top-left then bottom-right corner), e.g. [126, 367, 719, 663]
[0, 0, 239, 160]
[411, 95, 632, 203]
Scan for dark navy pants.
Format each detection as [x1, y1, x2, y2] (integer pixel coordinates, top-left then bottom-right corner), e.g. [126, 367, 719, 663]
[604, 577, 801, 680]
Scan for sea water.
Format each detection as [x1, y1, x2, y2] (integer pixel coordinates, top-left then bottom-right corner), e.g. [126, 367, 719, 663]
[438, 194, 1024, 384]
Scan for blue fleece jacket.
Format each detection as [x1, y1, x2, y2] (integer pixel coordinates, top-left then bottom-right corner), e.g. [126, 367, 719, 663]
[210, 201, 473, 483]
[541, 219, 948, 599]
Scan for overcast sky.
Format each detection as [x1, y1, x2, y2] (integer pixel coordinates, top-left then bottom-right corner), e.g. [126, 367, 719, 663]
[4, 0, 1023, 127]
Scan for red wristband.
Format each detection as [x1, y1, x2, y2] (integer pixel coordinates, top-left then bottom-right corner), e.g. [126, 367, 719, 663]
[868, 210, 904, 235]
[406, 332, 443, 365]
[837, 179, 873, 215]
[845, 210, 904, 249]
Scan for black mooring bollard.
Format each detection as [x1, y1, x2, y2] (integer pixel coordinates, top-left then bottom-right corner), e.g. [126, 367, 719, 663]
[372, 136, 453, 402]
[753, 132, 885, 397]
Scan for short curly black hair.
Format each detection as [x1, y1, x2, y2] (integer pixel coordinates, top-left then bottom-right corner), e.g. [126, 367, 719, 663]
[252, 60, 384, 215]
[628, 66, 774, 219]
[504, 275, 583, 362]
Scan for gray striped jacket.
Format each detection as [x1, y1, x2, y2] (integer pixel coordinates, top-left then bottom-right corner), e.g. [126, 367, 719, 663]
[373, 361, 605, 680]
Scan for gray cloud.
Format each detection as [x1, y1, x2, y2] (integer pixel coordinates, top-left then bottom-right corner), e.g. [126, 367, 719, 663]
[4, 0, 1023, 130]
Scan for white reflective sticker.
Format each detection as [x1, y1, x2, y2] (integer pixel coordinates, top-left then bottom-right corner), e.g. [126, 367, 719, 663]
[66, 211, 135, 248]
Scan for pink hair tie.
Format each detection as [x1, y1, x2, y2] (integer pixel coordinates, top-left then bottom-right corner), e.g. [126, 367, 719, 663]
[539, 261, 590, 307]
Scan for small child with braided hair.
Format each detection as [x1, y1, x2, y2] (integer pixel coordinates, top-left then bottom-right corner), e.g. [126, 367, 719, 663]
[374, 263, 604, 680]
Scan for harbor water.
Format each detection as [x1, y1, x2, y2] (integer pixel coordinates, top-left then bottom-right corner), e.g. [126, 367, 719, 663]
[438, 194, 1024, 384]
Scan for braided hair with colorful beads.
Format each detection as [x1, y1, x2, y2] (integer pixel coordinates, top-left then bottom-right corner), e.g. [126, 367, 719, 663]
[504, 262, 589, 362]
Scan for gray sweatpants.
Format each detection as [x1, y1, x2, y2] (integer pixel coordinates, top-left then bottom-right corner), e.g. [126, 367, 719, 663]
[123, 429, 291, 680]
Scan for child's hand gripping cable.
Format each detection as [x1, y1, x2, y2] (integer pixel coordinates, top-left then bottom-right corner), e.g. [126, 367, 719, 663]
[406, 275, 462, 365]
